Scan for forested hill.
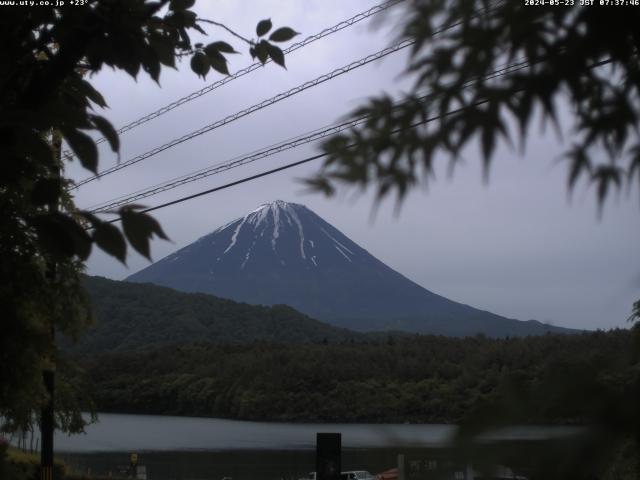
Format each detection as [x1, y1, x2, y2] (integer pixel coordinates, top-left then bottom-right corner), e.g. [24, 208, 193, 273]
[75, 329, 634, 424]
[71, 276, 362, 353]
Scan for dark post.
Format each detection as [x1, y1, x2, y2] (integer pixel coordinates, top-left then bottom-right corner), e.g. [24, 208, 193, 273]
[40, 367, 54, 480]
[316, 433, 341, 480]
[40, 128, 61, 480]
[130, 452, 139, 478]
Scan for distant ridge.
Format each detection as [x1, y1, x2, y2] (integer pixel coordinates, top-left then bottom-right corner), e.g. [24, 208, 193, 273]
[73, 275, 362, 353]
[127, 200, 577, 337]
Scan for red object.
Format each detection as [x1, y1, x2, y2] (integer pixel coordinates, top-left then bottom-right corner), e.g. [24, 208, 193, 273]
[375, 468, 398, 480]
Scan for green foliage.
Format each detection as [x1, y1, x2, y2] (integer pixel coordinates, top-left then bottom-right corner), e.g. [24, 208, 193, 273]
[71, 276, 362, 353]
[0, 0, 296, 434]
[1, 446, 66, 480]
[256, 18, 273, 37]
[0, 255, 92, 432]
[306, 1, 640, 210]
[300, 5, 640, 476]
[71, 328, 636, 425]
[69, 327, 640, 478]
[269, 27, 300, 43]
[248, 18, 293, 67]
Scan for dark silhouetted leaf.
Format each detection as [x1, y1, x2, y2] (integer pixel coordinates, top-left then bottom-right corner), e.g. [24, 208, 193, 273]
[120, 207, 169, 260]
[95, 222, 127, 263]
[90, 115, 119, 153]
[77, 79, 107, 108]
[566, 146, 592, 191]
[592, 165, 622, 210]
[480, 125, 495, 166]
[80, 211, 127, 263]
[95, 225, 126, 263]
[266, 43, 285, 68]
[142, 55, 161, 83]
[62, 128, 98, 173]
[182, 10, 197, 27]
[256, 18, 272, 37]
[302, 176, 336, 197]
[170, 0, 194, 10]
[628, 145, 640, 191]
[206, 49, 229, 75]
[121, 56, 141, 78]
[254, 40, 269, 64]
[31, 212, 92, 260]
[269, 27, 299, 42]
[149, 34, 176, 68]
[145, 1, 164, 16]
[205, 41, 237, 54]
[190, 52, 210, 79]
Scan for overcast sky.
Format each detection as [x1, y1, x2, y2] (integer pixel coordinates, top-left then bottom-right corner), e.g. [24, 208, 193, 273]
[67, 0, 639, 331]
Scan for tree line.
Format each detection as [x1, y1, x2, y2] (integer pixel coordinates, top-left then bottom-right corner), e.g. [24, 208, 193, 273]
[72, 328, 636, 424]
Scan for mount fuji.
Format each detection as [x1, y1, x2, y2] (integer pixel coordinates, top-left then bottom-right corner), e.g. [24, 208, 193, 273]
[127, 200, 572, 336]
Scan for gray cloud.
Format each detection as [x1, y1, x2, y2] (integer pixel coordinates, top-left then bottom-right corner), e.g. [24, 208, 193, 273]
[70, 0, 639, 331]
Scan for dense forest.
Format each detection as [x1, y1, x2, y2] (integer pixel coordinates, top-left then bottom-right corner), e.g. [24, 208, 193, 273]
[69, 276, 363, 353]
[72, 328, 636, 424]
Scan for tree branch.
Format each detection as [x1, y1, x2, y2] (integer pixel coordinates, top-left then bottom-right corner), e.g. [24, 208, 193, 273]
[197, 18, 252, 45]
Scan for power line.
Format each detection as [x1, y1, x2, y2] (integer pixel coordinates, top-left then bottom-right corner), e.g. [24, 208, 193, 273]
[87, 116, 370, 213]
[114, 51, 608, 222]
[61, 0, 405, 162]
[101, 96, 502, 226]
[104, 152, 330, 224]
[72, 0, 490, 191]
[71, 36, 417, 189]
[87, 57, 532, 213]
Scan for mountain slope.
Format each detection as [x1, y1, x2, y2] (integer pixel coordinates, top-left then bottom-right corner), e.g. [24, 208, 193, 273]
[71, 275, 362, 353]
[127, 200, 575, 337]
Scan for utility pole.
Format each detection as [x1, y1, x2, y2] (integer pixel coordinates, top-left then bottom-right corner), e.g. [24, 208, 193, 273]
[40, 127, 61, 480]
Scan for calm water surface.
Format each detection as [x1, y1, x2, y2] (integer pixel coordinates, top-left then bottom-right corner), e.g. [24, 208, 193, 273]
[54, 413, 457, 452]
[56, 413, 579, 480]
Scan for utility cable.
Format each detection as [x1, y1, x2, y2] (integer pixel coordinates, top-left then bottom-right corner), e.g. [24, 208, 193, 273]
[61, 0, 406, 162]
[87, 57, 532, 213]
[121, 54, 613, 222]
[87, 116, 371, 213]
[71, 37, 417, 189]
[73, 0, 506, 189]
[101, 96, 508, 226]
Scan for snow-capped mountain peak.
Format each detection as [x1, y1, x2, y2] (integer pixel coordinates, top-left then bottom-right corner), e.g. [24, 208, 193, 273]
[127, 201, 573, 337]
[204, 200, 358, 270]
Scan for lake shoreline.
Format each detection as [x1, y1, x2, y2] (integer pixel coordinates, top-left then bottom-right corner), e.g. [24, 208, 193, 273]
[49, 413, 581, 454]
[91, 410, 450, 426]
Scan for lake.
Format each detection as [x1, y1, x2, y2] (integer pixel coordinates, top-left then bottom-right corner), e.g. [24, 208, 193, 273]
[52, 413, 579, 480]
[54, 413, 459, 452]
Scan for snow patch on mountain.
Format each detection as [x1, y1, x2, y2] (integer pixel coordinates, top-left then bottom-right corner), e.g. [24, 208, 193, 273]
[224, 217, 245, 254]
[286, 204, 306, 259]
[320, 226, 354, 262]
[271, 204, 280, 251]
